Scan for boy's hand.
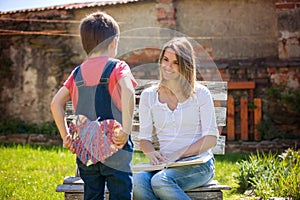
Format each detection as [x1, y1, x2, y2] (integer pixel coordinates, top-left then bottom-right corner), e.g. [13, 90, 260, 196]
[63, 134, 76, 154]
[145, 151, 167, 165]
[112, 130, 129, 149]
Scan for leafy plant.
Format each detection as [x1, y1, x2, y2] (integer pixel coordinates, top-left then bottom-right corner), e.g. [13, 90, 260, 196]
[267, 84, 300, 114]
[256, 113, 287, 140]
[234, 149, 300, 199]
[258, 84, 300, 140]
[0, 119, 58, 136]
[234, 152, 270, 192]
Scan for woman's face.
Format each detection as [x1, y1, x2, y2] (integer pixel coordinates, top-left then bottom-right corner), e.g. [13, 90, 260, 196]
[160, 48, 180, 81]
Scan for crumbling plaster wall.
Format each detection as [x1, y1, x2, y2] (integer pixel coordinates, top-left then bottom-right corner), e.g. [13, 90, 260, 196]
[0, 0, 299, 131]
[176, 0, 278, 59]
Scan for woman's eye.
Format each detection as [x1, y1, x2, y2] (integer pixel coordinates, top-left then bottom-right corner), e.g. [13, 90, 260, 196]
[163, 57, 168, 62]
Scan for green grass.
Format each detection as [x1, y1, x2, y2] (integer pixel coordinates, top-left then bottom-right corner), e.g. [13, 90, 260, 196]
[0, 144, 247, 200]
[214, 153, 248, 199]
[0, 144, 76, 200]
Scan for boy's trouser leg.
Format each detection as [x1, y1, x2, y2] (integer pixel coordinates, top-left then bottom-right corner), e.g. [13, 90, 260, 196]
[77, 158, 106, 200]
[104, 165, 133, 200]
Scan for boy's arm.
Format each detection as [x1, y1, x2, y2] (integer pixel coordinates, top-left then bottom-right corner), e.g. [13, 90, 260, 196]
[50, 86, 73, 150]
[112, 76, 135, 148]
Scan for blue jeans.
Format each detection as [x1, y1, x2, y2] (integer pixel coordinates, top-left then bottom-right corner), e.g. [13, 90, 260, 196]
[77, 141, 133, 200]
[133, 157, 215, 200]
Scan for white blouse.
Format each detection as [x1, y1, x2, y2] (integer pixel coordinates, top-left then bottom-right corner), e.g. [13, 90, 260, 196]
[138, 83, 219, 158]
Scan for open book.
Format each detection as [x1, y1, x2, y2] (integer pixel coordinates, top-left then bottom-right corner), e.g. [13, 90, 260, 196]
[133, 154, 211, 172]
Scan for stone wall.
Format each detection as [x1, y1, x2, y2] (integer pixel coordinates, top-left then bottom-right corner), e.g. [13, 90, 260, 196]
[0, 10, 81, 124]
[0, 0, 299, 141]
[0, 134, 61, 146]
[1, 134, 299, 154]
[276, 0, 300, 59]
[176, 0, 278, 60]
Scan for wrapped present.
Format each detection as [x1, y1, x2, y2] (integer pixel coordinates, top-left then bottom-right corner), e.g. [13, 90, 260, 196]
[69, 115, 121, 166]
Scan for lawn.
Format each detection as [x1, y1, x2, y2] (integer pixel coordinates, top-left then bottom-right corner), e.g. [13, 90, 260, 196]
[0, 144, 247, 200]
[214, 153, 248, 200]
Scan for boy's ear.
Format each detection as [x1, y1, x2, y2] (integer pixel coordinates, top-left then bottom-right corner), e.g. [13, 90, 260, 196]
[109, 38, 117, 50]
[108, 38, 118, 57]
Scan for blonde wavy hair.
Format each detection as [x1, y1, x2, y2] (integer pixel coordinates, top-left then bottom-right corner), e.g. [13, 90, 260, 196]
[158, 37, 196, 98]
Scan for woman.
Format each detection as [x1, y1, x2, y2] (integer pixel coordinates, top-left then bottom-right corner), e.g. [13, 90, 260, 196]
[133, 37, 219, 200]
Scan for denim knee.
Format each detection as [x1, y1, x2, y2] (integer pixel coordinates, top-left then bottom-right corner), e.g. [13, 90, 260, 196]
[151, 170, 170, 188]
[133, 173, 144, 198]
[133, 171, 158, 200]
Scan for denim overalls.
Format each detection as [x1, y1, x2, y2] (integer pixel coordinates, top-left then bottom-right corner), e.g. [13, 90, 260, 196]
[74, 59, 133, 200]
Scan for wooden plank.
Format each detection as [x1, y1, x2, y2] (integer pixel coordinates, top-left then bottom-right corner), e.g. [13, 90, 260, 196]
[60, 177, 230, 192]
[56, 176, 231, 193]
[199, 81, 227, 101]
[134, 106, 227, 128]
[132, 131, 226, 155]
[211, 136, 226, 154]
[254, 98, 262, 141]
[58, 176, 229, 200]
[56, 184, 83, 193]
[65, 193, 83, 200]
[228, 81, 255, 90]
[240, 97, 248, 141]
[63, 176, 84, 185]
[63, 189, 222, 200]
[56, 177, 231, 200]
[215, 107, 227, 127]
[187, 184, 231, 192]
[135, 79, 227, 101]
[227, 96, 235, 141]
[186, 191, 223, 200]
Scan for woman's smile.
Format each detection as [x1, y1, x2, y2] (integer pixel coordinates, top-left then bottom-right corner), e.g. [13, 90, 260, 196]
[161, 48, 180, 80]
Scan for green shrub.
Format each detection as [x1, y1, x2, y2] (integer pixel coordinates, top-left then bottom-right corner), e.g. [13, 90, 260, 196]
[258, 85, 300, 140]
[234, 149, 300, 199]
[0, 119, 58, 136]
[256, 113, 287, 140]
[267, 85, 300, 114]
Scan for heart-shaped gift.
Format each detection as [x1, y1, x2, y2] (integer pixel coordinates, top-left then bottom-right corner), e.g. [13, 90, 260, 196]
[69, 115, 121, 166]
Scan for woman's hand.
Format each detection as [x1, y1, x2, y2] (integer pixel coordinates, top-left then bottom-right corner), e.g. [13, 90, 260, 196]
[145, 151, 167, 165]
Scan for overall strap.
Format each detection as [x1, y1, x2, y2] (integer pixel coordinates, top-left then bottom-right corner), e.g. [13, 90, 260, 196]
[99, 59, 119, 88]
[73, 65, 85, 87]
[95, 59, 122, 123]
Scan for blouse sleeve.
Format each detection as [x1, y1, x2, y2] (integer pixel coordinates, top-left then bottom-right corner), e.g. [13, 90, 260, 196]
[197, 85, 219, 137]
[138, 87, 155, 141]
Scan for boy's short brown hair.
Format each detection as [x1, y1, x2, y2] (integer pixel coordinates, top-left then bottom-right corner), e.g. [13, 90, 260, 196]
[80, 11, 120, 55]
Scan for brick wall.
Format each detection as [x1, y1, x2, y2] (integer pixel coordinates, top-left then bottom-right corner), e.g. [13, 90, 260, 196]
[275, 0, 300, 10]
[156, 0, 176, 27]
[0, 0, 299, 140]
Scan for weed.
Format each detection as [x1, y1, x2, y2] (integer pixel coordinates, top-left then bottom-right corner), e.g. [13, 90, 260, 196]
[234, 149, 300, 199]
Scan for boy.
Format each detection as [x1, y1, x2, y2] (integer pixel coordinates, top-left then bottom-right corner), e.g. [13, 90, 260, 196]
[51, 11, 136, 200]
